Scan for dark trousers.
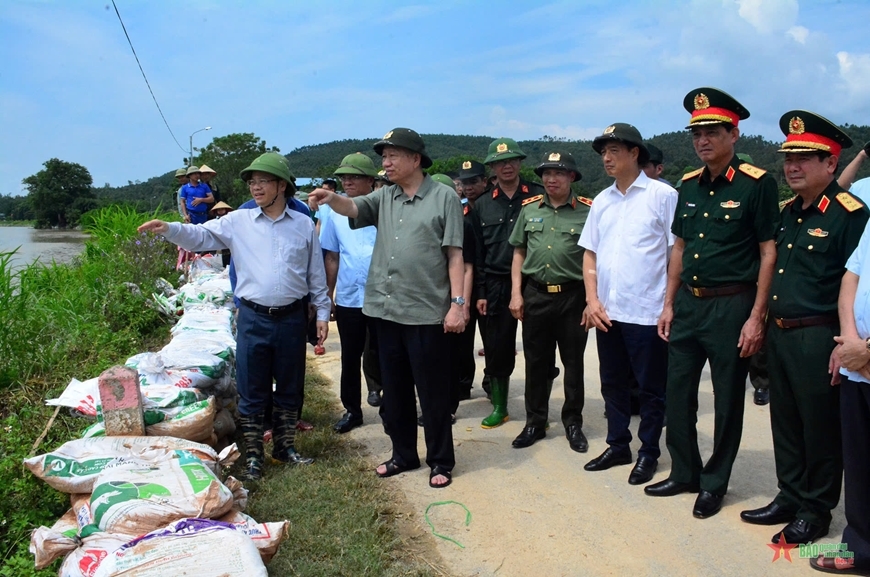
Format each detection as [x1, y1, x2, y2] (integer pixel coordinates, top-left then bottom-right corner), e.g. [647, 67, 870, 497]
[521, 284, 587, 428]
[597, 321, 667, 459]
[767, 323, 842, 525]
[749, 344, 769, 392]
[362, 328, 381, 394]
[483, 276, 519, 379]
[373, 318, 454, 471]
[456, 305, 479, 392]
[235, 302, 306, 417]
[839, 376, 870, 569]
[335, 306, 381, 418]
[665, 287, 754, 495]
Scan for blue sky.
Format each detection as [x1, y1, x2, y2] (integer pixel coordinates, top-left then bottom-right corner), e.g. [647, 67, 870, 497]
[1, 0, 868, 195]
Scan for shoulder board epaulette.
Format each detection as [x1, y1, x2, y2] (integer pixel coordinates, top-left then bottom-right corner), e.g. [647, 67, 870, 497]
[738, 163, 766, 179]
[522, 194, 543, 206]
[836, 191, 864, 212]
[778, 196, 796, 210]
[578, 196, 593, 207]
[681, 168, 703, 181]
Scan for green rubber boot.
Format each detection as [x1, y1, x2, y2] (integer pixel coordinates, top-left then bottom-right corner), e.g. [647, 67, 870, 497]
[481, 377, 509, 429]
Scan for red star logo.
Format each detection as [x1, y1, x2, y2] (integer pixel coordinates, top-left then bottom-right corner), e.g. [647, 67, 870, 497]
[767, 533, 798, 562]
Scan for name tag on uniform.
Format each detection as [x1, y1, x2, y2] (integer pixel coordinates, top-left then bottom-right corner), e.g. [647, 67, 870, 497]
[528, 217, 543, 223]
[686, 203, 696, 208]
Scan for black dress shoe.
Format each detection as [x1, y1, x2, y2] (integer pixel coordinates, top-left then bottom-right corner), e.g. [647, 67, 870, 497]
[333, 412, 363, 434]
[584, 447, 632, 471]
[693, 490, 724, 519]
[565, 424, 589, 453]
[644, 478, 701, 497]
[628, 457, 658, 485]
[740, 502, 796, 525]
[366, 391, 382, 407]
[512, 426, 546, 448]
[772, 519, 829, 544]
[754, 388, 770, 406]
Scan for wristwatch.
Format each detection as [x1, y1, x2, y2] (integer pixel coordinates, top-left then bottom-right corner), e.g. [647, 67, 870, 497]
[865, 336, 870, 351]
[451, 296, 466, 306]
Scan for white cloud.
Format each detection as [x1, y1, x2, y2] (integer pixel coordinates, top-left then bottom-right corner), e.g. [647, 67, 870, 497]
[788, 25, 809, 44]
[734, 0, 798, 33]
[837, 51, 870, 102]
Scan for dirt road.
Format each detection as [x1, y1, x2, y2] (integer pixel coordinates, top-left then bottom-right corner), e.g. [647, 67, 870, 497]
[313, 327, 842, 576]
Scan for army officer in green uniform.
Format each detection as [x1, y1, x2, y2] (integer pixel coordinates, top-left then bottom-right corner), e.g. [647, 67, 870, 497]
[646, 88, 780, 520]
[508, 151, 592, 452]
[740, 112, 868, 546]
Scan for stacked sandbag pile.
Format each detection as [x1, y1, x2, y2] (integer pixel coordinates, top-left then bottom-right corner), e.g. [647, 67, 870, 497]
[26, 437, 288, 576]
[47, 261, 238, 448]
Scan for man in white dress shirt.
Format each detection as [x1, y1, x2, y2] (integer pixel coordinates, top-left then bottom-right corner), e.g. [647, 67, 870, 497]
[579, 123, 678, 486]
[138, 152, 331, 480]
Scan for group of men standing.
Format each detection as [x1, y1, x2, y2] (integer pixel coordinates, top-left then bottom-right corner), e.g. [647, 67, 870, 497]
[140, 85, 870, 573]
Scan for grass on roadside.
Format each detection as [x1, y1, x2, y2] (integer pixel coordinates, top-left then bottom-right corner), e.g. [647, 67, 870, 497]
[243, 366, 447, 577]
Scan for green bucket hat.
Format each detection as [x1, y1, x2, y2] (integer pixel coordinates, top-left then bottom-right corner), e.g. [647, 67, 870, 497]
[186, 165, 201, 176]
[174, 168, 187, 178]
[373, 128, 433, 169]
[239, 152, 297, 193]
[645, 143, 664, 166]
[335, 152, 378, 177]
[592, 123, 650, 165]
[430, 173, 456, 191]
[534, 151, 581, 182]
[484, 137, 526, 165]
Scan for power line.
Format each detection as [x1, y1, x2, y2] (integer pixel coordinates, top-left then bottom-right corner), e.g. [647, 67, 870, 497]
[111, 0, 187, 154]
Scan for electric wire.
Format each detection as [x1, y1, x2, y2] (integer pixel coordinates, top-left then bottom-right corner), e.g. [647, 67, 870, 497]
[111, 0, 187, 154]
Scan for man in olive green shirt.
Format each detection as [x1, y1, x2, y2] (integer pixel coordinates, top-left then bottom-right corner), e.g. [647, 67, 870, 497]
[310, 128, 466, 489]
[741, 111, 868, 546]
[646, 88, 780, 520]
[508, 151, 591, 452]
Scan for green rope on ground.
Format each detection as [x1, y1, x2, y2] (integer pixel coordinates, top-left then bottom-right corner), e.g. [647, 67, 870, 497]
[424, 500, 472, 549]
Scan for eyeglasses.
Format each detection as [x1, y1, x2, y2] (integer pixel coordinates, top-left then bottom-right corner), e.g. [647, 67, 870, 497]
[338, 174, 366, 181]
[247, 178, 277, 187]
[491, 158, 520, 168]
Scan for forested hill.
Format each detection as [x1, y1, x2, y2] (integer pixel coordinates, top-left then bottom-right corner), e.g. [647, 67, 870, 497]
[285, 125, 870, 197]
[95, 125, 870, 205]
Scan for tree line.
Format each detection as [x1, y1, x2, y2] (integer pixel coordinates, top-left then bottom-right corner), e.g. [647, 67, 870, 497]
[10, 125, 870, 228]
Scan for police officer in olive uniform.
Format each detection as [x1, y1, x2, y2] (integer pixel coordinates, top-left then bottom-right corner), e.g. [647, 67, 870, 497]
[508, 151, 591, 452]
[470, 138, 545, 428]
[456, 160, 489, 399]
[740, 112, 868, 546]
[645, 88, 780, 520]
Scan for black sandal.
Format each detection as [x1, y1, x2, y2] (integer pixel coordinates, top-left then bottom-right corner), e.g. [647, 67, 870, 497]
[429, 466, 453, 488]
[376, 458, 419, 478]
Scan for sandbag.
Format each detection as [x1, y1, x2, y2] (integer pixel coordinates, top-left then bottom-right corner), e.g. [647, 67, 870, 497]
[57, 530, 130, 577]
[216, 510, 288, 564]
[86, 450, 233, 535]
[126, 351, 226, 387]
[24, 437, 237, 494]
[92, 518, 266, 577]
[30, 509, 80, 569]
[81, 397, 215, 442]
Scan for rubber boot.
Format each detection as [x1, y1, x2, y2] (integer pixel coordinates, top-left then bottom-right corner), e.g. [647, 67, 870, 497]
[271, 407, 314, 465]
[481, 377, 509, 429]
[239, 413, 265, 481]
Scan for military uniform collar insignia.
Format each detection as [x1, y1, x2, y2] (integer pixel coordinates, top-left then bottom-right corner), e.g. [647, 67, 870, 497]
[817, 195, 830, 214]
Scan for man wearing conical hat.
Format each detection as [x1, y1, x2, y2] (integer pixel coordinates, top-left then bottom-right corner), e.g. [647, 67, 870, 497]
[645, 88, 781, 521]
[740, 112, 868, 548]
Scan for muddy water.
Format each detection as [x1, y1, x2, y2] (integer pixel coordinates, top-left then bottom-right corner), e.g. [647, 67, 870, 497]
[0, 227, 89, 268]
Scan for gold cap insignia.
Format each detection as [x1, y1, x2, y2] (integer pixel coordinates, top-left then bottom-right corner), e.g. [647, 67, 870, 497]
[789, 117, 805, 135]
[548, 152, 561, 161]
[694, 93, 710, 110]
[462, 161, 471, 169]
[496, 143, 508, 153]
[383, 130, 393, 139]
[808, 228, 829, 238]
[603, 125, 615, 134]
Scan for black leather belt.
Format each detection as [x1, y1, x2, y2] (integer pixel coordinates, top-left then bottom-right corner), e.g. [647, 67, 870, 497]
[684, 283, 754, 298]
[240, 297, 302, 317]
[773, 314, 838, 329]
[526, 278, 584, 294]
